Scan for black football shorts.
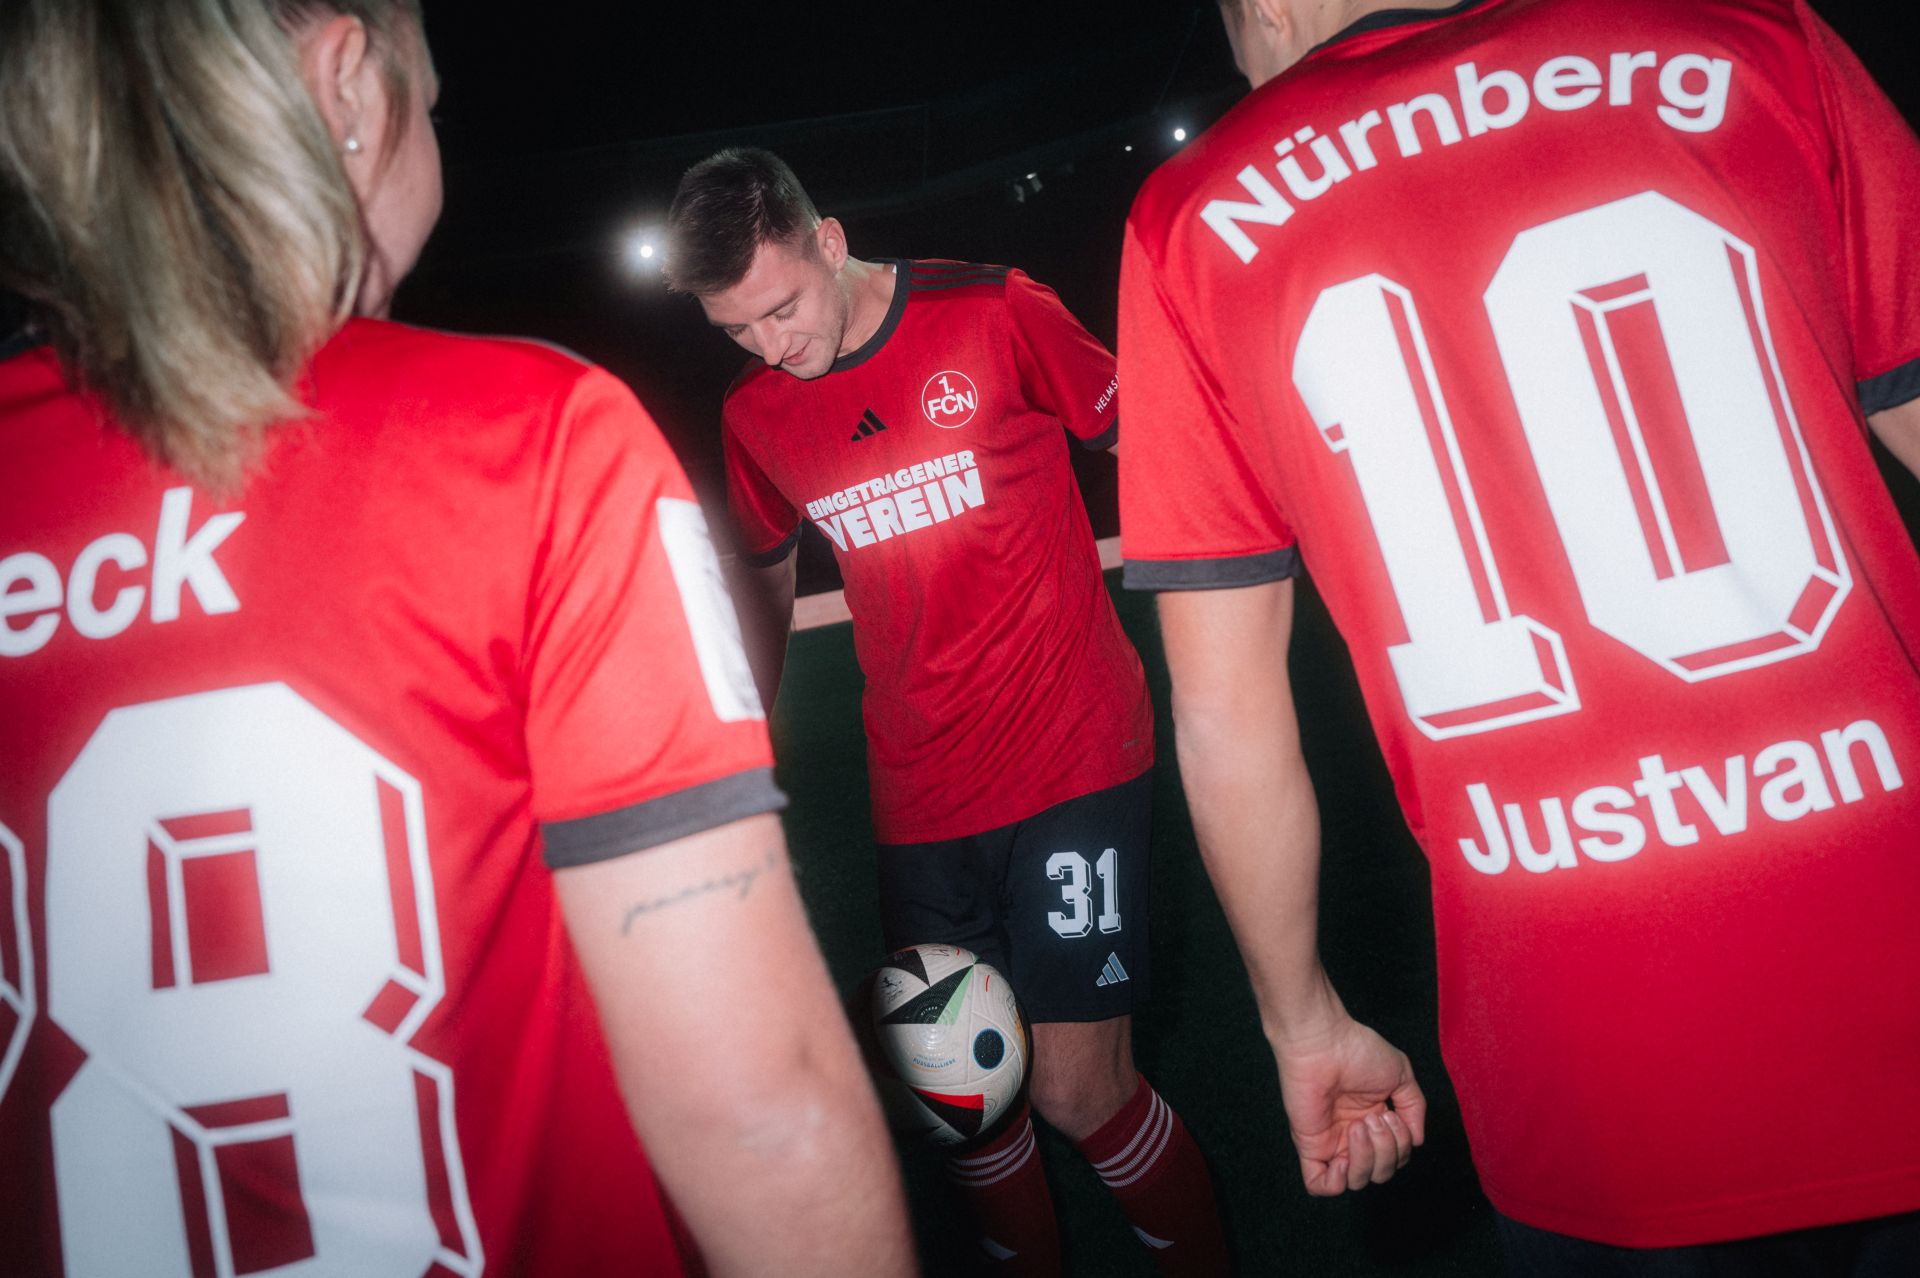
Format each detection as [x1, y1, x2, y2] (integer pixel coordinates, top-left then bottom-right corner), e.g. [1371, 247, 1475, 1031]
[876, 769, 1151, 1022]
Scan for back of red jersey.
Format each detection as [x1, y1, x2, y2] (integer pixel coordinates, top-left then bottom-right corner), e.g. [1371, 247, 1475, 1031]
[1122, 0, 1920, 1247]
[0, 321, 780, 1274]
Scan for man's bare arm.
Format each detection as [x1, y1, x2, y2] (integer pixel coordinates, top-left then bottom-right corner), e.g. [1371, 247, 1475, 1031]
[727, 546, 797, 712]
[1158, 579, 1425, 1195]
[1869, 398, 1920, 481]
[556, 814, 915, 1277]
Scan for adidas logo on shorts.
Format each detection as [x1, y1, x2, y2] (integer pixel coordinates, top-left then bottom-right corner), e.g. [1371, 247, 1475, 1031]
[1095, 952, 1130, 987]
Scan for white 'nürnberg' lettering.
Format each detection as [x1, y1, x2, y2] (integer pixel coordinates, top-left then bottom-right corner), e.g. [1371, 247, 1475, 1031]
[1202, 49, 1734, 262]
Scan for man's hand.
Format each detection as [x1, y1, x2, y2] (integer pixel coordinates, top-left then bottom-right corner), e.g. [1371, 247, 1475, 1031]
[1159, 578, 1428, 1196]
[1274, 1014, 1426, 1196]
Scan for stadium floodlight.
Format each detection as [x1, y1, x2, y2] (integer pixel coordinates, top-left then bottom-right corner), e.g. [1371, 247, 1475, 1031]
[622, 228, 663, 275]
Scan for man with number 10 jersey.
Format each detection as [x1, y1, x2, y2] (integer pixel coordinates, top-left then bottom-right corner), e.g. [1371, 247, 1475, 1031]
[1123, 0, 1920, 1257]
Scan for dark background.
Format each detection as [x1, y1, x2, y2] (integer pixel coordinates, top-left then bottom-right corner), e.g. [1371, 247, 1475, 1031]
[403, 0, 1918, 593]
[403, 0, 1239, 594]
[0, 3, 1909, 1273]
[396, 3, 1920, 1274]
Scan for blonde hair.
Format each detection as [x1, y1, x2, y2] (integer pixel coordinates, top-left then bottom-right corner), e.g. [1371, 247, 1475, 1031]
[0, 0, 424, 489]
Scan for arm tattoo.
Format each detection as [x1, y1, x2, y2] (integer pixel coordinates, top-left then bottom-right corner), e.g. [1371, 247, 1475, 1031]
[620, 850, 779, 934]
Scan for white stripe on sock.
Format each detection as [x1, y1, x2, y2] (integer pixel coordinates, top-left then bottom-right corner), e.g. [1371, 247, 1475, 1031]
[950, 1120, 1029, 1168]
[948, 1123, 1038, 1188]
[1091, 1093, 1167, 1176]
[950, 1118, 1034, 1175]
[1097, 1099, 1174, 1189]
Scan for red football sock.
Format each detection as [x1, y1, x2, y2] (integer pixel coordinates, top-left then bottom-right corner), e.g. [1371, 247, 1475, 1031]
[1074, 1075, 1230, 1276]
[945, 1105, 1062, 1276]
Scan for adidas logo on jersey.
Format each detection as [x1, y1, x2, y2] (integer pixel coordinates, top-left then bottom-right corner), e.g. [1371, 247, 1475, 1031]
[849, 409, 889, 443]
[1095, 953, 1130, 988]
[2, 487, 244, 659]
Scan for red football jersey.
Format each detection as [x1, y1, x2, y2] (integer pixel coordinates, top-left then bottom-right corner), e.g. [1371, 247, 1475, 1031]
[1121, 0, 1920, 1248]
[0, 320, 782, 1274]
[725, 260, 1152, 844]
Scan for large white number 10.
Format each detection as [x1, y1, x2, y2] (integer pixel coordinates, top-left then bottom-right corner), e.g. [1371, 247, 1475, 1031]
[1295, 192, 1849, 739]
[7, 683, 483, 1277]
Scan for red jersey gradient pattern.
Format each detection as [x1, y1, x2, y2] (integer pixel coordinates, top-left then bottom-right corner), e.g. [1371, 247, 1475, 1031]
[0, 320, 782, 1275]
[1121, 0, 1920, 1248]
[725, 261, 1150, 843]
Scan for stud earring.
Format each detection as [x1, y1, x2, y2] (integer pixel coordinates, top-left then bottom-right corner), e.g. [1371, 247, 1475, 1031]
[343, 135, 362, 154]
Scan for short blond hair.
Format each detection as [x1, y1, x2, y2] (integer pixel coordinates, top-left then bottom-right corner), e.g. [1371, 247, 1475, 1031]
[0, 0, 424, 490]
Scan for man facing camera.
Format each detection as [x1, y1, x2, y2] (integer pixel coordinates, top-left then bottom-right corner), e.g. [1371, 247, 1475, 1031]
[666, 148, 1229, 1275]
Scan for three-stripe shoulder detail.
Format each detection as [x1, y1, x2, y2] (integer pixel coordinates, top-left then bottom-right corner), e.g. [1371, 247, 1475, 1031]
[909, 261, 1010, 293]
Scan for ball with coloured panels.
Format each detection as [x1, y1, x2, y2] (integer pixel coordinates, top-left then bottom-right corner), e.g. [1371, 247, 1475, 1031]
[859, 943, 1029, 1148]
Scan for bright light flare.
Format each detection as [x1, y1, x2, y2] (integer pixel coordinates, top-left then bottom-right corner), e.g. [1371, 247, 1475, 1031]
[1172, 127, 1188, 143]
[623, 228, 662, 274]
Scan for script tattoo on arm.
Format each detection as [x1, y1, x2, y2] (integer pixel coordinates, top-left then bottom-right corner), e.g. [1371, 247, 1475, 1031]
[619, 849, 780, 934]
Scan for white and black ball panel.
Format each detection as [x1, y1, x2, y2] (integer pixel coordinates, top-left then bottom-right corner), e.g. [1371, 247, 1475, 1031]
[861, 943, 1028, 1147]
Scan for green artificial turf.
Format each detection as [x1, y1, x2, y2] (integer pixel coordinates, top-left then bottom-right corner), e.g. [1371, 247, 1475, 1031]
[769, 572, 1504, 1276]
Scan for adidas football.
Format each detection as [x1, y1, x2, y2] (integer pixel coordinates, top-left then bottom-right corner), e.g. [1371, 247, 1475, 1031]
[859, 943, 1029, 1148]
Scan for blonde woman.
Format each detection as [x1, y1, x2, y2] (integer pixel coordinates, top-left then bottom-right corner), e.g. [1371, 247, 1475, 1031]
[0, 2, 914, 1274]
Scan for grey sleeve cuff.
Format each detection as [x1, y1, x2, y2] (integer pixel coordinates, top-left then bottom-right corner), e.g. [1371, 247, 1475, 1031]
[1122, 547, 1302, 591]
[1079, 418, 1119, 451]
[738, 525, 801, 569]
[1860, 356, 1920, 416]
[542, 767, 788, 869]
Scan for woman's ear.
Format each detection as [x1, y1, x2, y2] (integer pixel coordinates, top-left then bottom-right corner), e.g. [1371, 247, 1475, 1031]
[296, 13, 378, 159]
